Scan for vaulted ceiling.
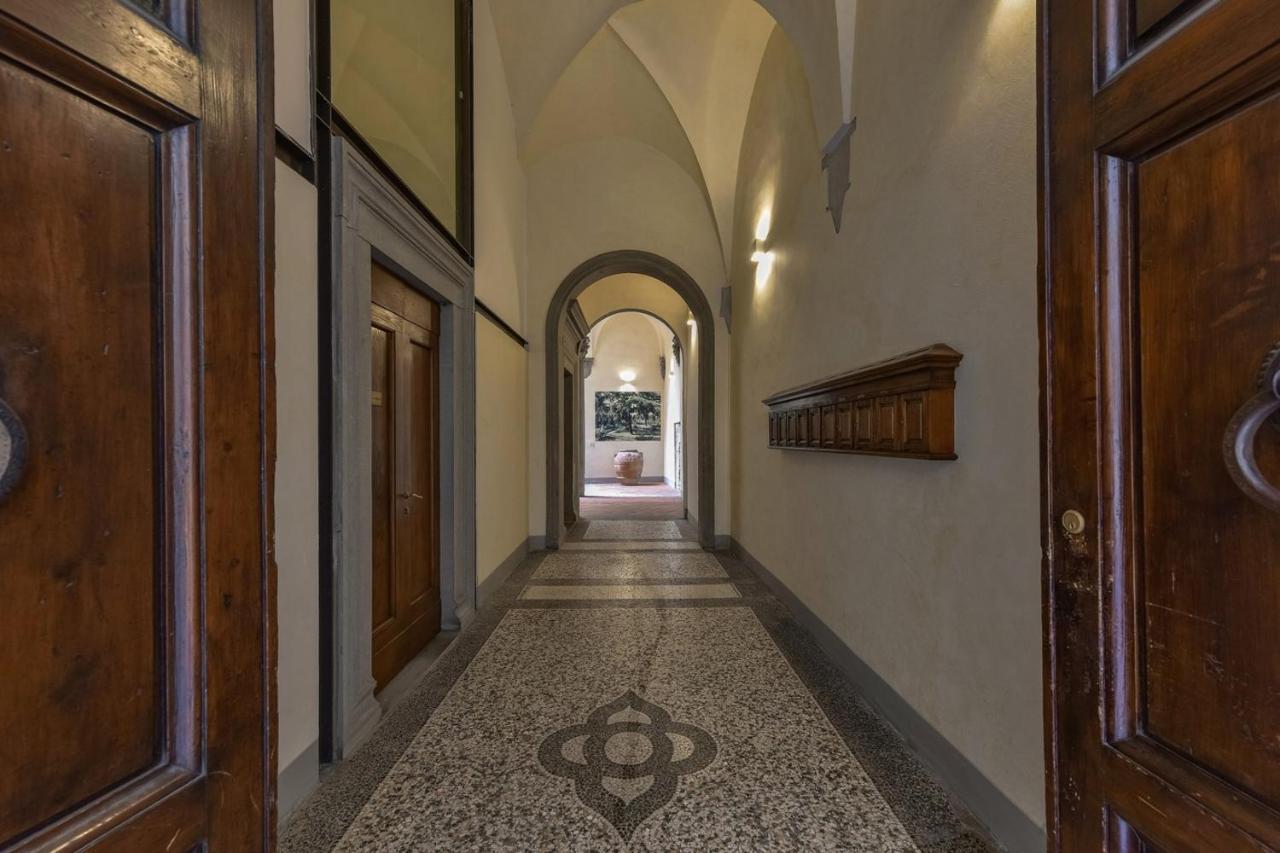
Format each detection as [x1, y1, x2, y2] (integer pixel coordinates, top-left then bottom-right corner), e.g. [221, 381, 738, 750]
[488, 0, 852, 276]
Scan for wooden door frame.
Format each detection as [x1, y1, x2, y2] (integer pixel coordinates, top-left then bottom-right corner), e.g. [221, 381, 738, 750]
[544, 251, 716, 549]
[327, 139, 476, 760]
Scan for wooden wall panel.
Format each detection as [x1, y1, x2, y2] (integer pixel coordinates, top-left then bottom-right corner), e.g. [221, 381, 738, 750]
[875, 397, 899, 452]
[854, 399, 874, 449]
[821, 405, 837, 448]
[837, 402, 853, 449]
[901, 393, 927, 454]
[763, 345, 961, 461]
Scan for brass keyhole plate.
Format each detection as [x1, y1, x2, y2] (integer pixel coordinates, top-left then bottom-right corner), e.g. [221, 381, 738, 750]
[1061, 510, 1086, 535]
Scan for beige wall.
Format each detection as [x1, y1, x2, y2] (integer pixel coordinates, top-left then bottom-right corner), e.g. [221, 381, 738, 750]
[474, 0, 528, 332]
[476, 318, 529, 582]
[729, 0, 1044, 834]
[474, 0, 530, 574]
[273, 165, 320, 786]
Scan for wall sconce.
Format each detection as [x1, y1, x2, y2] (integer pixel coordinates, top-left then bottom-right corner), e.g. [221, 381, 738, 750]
[755, 209, 772, 242]
[618, 368, 637, 383]
[752, 249, 775, 290]
[752, 206, 776, 289]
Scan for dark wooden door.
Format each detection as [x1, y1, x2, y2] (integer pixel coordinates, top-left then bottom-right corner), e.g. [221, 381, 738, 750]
[370, 263, 441, 690]
[0, 1, 271, 850]
[1044, 2, 1280, 849]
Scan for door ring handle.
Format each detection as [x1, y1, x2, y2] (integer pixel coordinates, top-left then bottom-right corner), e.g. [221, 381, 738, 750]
[1223, 343, 1280, 513]
[0, 397, 29, 504]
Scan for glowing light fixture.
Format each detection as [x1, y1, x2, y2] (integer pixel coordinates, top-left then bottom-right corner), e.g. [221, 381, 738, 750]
[752, 204, 777, 289]
[755, 209, 772, 242]
[618, 368, 637, 383]
[754, 251, 776, 290]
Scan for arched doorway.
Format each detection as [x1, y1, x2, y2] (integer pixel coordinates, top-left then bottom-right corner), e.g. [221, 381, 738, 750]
[545, 251, 715, 549]
[582, 308, 688, 519]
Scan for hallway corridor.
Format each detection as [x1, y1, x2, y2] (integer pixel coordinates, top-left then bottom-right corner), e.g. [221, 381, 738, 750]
[282, 523, 990, 851]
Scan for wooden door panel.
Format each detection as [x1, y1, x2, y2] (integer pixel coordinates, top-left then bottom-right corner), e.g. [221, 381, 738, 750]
[1133, 0, 1197, 39]
[1047, 0, 1280, 848]
[370, 270, 440, 691]
[371, 321, 395, 639]
[0, 35, 205, 848]
[0, 0, 199, 115]
[402, 336, 438, 610]
[0, 1, 269, 848]
[1095, 1, 1280, 154]
[1134, 90, 1280, 811]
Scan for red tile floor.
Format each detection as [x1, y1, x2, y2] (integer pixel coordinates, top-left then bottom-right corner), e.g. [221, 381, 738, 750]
[579, 482, 686, 520]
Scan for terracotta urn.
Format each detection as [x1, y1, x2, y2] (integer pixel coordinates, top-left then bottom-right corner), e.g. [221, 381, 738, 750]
[613, 449, 644, 485]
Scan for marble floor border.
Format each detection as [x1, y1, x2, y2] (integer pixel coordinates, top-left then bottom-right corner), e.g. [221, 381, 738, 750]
[557, 541, 705, 552]
[519, 583, 740, 601]
[563, 517, 700, 542]
[282, 549, 995, 852]
[522, 576, 736, 587]
[508, 598, 753, 611]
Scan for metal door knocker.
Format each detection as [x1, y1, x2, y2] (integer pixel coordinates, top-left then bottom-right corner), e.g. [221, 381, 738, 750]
[0, 397, 28, 504]
[1223, 343, 1280, 513]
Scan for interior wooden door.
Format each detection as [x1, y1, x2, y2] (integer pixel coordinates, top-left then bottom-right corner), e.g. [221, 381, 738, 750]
[370, 263, 441, 690]
[0, 1, 271, 850]
[1043, 2, 1280, 849]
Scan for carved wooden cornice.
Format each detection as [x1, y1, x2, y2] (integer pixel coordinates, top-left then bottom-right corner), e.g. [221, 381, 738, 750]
[763, 344, 963, 460]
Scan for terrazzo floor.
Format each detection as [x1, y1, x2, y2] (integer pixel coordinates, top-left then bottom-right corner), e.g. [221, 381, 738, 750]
[282, 521, 995, 852]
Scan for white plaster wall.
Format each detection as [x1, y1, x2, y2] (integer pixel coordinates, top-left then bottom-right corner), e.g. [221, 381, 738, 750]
[273, 165, 320, 781]
[584, 314, 668, 479]
[476, 317, 529, 582]
[523, 139, 730, 538]
[729, 2, 1043, 833]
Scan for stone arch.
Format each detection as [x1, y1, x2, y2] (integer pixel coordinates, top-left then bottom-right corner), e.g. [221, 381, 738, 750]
[544, 250, 715, 548]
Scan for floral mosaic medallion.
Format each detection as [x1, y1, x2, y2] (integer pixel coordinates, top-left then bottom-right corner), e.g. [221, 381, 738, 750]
[538, 691, 717, 839]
